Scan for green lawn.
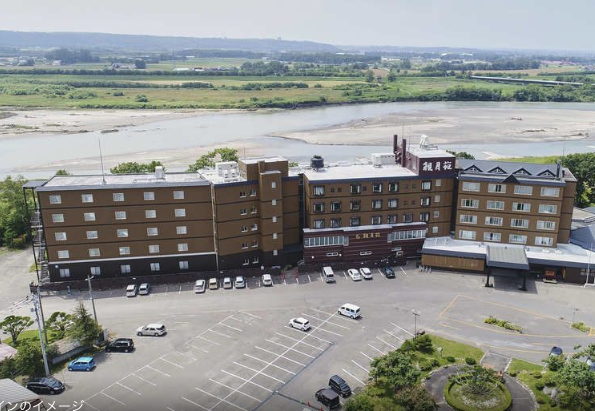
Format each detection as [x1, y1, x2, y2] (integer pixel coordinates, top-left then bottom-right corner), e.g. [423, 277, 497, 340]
[2, 329, 61, 347]
[508, 359, 564, 411]
[415, 335, 484, 379]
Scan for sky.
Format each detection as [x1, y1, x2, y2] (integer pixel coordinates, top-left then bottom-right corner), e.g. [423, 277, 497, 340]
[2, 0, 595, 51]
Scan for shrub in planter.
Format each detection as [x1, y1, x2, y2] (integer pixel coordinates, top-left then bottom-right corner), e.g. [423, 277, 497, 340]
[535, 381, 545, 391]
[465, 357, 476, 365]
[508, 371, 517, 377]
[537, 397, 545, 404]
[533, 374, 542, 379]
[446, 356, 456, 363]
[430, 358, 440, 367]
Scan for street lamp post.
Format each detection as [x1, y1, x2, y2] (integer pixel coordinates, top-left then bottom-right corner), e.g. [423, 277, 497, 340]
[87, 275, 98, 323]
[31, 294, 50, 376]
[412, 310, 420, 338]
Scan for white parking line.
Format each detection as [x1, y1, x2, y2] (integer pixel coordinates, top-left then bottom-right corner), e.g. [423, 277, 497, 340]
[179, 284, 182, 294]
[391, 322, 415, 336]
[351, 359, 370, 373]
[360, 351, 374, 361]
[244, 354, 296, 375]
[83, 401, 101, 411]
[160, 357, 185, 369]
[400, 267, 407, 275]
[195, 335, 221, 345]
[208, 329, 232, 339]
[233, 361, 285, 383]
[167, 407, 176, 411]
[255, 346, 305, 366]
[100, 392, 125, 406]
[218, 322, 243, 332]
[182, 396, 209, 411]
[146, 364, 171, 377]
[221, 370, 273, 392]
[376, 336, 398, 350]
[132, 373, 157, 387]
[383, 329, 405, 342]
[274, 332, 324, 351]
[116, 382, 141, 396]
[195, 387, 248, 411]
[368, 344, 386, 356]
[342, 368, 366, 386]
[240, 311, 262, 319]
[265, 339, 315, 358]
[300, 313, 350, 330]
[343, 271, 348, 279]
[284, 326, 333, 344]
[209, 378, 263, 402]
[313, 326, 343, 337]
[229, 316, 249, 324]
[190, 344, 209, 354]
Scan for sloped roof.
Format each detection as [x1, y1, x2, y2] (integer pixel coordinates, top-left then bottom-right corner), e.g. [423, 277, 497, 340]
[570, 225, 595, 250]
[458, 159, 560, 177]
[486, 245, 529, 270]
[0, 379, 39, 405]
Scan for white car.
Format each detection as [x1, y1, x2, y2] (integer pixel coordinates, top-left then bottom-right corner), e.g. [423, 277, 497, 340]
[223, 277, 233, 289]
[262, 274, 273, 287]
[208, 278, 218, 290]
[359, 267, 372, 280]
[136, 323, 166, 337]
[194, 279, 206, 294]
[139, 283, 151, 295]
[235, 276, 245, 289]
[347, 269, 362, 281]
[125, 284, 137, 298]
[289, 317, 311, 331]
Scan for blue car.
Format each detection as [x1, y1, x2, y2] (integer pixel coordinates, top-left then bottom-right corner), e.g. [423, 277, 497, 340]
[67, 357, 96, 371]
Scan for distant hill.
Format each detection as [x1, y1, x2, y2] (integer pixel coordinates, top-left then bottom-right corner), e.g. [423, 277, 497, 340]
[0, 30, 339, 53]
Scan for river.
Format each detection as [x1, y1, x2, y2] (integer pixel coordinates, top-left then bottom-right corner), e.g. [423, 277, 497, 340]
[2, 101, 595, 179]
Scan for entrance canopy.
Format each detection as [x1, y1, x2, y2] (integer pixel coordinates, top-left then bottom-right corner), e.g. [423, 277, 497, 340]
[486, 245, 529, 271]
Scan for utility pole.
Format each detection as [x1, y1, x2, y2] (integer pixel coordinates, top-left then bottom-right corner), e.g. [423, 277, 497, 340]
[87, 275, 98, 323]
[36, 285, 48, 344]
[412, 310, 420, 339]
[31, 294, 50, 376]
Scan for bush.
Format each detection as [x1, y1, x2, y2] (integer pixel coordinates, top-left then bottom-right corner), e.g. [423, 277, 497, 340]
[113, 91, 124, 96]
[549, 398, 558, 407]
[430, 358, 440, 367]
[543, 375, 557, 387]
[400, 339, 415, 352]
[465, 357, 476, 365]
[484, 316, 522, 333]
[508, 371, 517, 377]
[535, 381, 545, 390]
[414, 334, 434, 353]
[446, 356, 456, 363]
[135, 94, 149, 102]
[571, 322, 589, 332]
[537, 397, 545, 404]
[533, 374, 542, 379]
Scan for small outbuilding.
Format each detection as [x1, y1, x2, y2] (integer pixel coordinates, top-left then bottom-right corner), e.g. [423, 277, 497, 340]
[0, 378, 43, 410]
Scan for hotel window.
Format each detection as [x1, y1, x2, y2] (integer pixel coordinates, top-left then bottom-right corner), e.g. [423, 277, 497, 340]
[86, 231, 98, 239]
[49, 195, 62, 204]
[251, 240, 258, 248]
[350, 200, 361, 211]
[420, 197, 431, 206]
[372, 199, 382, 210]
[117, 229, 128, 238]
[85, 212, 97, 221]
[90, 266, 101, 276]
[272, 233, 278, 240]
[242, 243, 248, 249]
[243, 258, 250, 266]
[371, 215, 382, 225]
[403, 213, 413, 223]
[313, 202, 325, 213]
[55, 232, 67, 241]
[462, 182, 480, 192]
[539, 204, 557, 214]
[251, 223, 258, 231]
[88, 248, 100, 257]
[486, 201, 504, 210]
[145, 210, 157, 219]
[240, 191, 246, 198]
[435, 179, 442, 187]
[388, 182, 399, 192]
[484, 232, 502, 242]
[272, 216, 277, 223]
[173, 190, 185, 200]
[434, 195, 441, 203]
[114, 211, 126, 220]
[350, 217, 361, 227]
[250, 206, 257, 214]
[372, 183, 382, 193]
[178, 243, 188, 252]
[314, 220, 325, 229]
[144, 191, 155, 201]
[537, 220, 556, 231]
[485, 216, 503, 226]
[252, 256, 259, 264]
[420, 212, 430, 222]
[330, 201, 342, 212]
[273, 250, 278, 256]
[176, 226, 187, 235]
[150, 263, 160, 272]
[59, 268, 70, 278]
[461, 199, 479, 208]
[119, 247, 130, 255]
[113, 192, 125, 202]
[433, 210, 440, 218]
[535, 236, 554, 246]
[509, 234, 527, 244]
[511, 218, 529, 228]
[388, 199, 398, 209]
[421, 181, 432, 191]
[179, 261, 189, 270]
[512, 202, 531, 212]
[488, 184, 506, 193]
[271, 199, 278, 206]
[541, 187, 560, 197]
[350, 184, 361, 194]
[432, 226, 439, 234]
[120, 265, 131, 274]
[459, 230, 476, 240]
[149, 245, 160, 254]
[81, 194, 94, 203]
[52, 214, 64, 223]
[250, 189, 257, 197]
[387, 215, 398, 224]
[147, 227, 158, 236]
[175, 208, 186, 217]
[459, 214, 477, 224]
[240, 208, 247, 216]
[330, 218, 342, 228]
[241, 226, 248, 233]
[57, 250, 70, 259]
[514, 185, 533, 195]
[271, 182, 277, 189]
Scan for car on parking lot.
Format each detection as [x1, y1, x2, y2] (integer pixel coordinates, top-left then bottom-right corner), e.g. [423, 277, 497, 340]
[208, 278, 218, 290]
[136, 323, 167, 337]
[338, 303, 361, 319]
[106, 338, 134, 353]
[315, 388, 340, 409]
[67, 357, 96, 372]
[380, 266, 395, 278]
[262, 274, 273, 286]
[126, 284, 137, 297]
[360, 267, 373, 280]
[223, 277, 233, 289]
[289, 317, 311, 331]
[328, 374, 351, 397]
[139, 283, 151, 295]
[194, 279, 206, 293]
[25, 377, 65, 395]
[550, 346, 564, 356]
[347, 268, 362, 281]
[235, 276, 246, 289]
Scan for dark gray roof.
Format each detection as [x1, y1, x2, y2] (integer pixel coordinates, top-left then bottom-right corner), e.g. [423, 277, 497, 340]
[570, 226, 595, 250]
[22, 180, 47, 189]
[486, 245, 529, 270]
[458, 159, 560, 178]
[583, 206, 595, 215]
[0, 378, 39, 405]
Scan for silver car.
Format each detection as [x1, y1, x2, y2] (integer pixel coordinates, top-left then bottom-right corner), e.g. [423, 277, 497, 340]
[139, 283, 151, 295]
[126, 284, 137, 298]
[235, 276, 246, 289]
[136, 323, 166, 337]
[194, 279, 206, 294]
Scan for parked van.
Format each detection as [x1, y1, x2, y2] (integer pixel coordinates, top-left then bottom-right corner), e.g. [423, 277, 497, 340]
[315, 388, 340, 409]
[329, 374, 352, 397]
[322, 266, 335, 283]
[338, 303, 361, 319]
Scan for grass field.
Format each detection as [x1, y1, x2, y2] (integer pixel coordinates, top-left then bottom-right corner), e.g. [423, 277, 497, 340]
[508, 359, 557, 411]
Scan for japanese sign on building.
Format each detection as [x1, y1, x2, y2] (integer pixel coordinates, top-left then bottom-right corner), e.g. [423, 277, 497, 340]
[422, 159, 453, 173]
[355, 232, 382, 240]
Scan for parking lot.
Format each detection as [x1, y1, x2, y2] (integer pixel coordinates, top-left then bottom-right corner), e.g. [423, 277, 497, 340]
[10, 263, 594, 411]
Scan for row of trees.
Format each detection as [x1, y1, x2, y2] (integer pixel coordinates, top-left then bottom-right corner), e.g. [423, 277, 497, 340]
[44, 48, 100, 64]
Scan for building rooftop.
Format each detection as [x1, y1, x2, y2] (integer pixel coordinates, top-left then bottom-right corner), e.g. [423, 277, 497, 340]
[407, 145, 454, 159]
[241, 156, 287, 164]
[572, 207, 595, 230]
[303, 162, 416, 182]
[458, 159, 575, 181]
[38, 172, 209, 191]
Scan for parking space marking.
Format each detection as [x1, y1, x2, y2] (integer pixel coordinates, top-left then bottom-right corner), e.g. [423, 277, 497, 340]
[342, 368, 366, 386]
[208, 329, 233, 339]
[283, 325, 333, 344]
[244, 353, 296, 375]
[159, 357, 185, 369]
[300, 313, 350, 330]
[146, 364, 171, 377]
[360, 351, 374, 361]
[182, 396, 209, 411]
[132, 373, 157, 387]
[167, 407, 176, 411]
[274, 332, 324, 351]
[400, 267, 407, 275]
[343, 271, 348, 279]
[368, 344, 386, 356]
[376, 336, 398, 350]
[82, 400, 101, 411]
[219, 322, 243, 332]
[100, 392, 125, 406]
[116, 382, 142, 395]
[390, 322, 415, 336]
[191, 344, 209, 353]
[384, 329, 405, 342]
[229, 316, 250, 324]
[239, 311, 262, 319]
[265, 339, 316, 358]
[255, 346, 305, 366]
[221, 370, 274, 393]
[195, 387, 249, 411]
[209, 379, 263, 402]
[312, 326, 343, 337]
[308, 275, 311, 282]
[351, 359, 370, 373]
[195, 335, 221, 345]
[232, 361, 285, 383]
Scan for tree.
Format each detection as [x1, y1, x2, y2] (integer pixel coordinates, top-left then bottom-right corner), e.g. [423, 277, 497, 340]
[134, 60, 147, 69]
[344, 393, 375, 411]
[46, 311, 72, 339]
[365, 70, 375, 83]
[387, 71, 397, 82]
[556, 358, 595, 408]
[561, 153, 595, 207]
[0, 315, 34, 346]
[396, 385, 438, 411]
[67, 302, 102, 347]
[135, 94, 149, 103]
[14, 340, 44, 376]
[446, 150, 475, 160]
[54, 169, 71, 176]
[110, 161, 164, 174]
[544, 353, 566, 371]
[370, 350, 420, 391]
[187, 148, 239, 171]
[0, 175, 32, 248]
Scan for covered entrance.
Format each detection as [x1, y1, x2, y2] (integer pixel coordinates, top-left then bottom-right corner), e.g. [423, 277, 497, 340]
[486, 245, 530, 291]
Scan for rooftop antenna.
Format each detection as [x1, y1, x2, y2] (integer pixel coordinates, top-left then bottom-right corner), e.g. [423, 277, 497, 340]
[98, 137, 106, 185]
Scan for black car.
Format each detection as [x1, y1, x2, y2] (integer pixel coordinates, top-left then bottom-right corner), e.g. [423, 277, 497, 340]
[315, 388, 340, 409]
[380, 266, 396, 278]
[106, 338, 135, 353]
[26, 377, 65, 395]
[329, 374, 351, 397]
[550, 346, 563, 356]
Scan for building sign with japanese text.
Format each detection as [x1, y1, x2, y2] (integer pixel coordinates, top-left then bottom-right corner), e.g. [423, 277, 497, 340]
[354, 232, 382, 240]
[422, 159, 453, 173]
